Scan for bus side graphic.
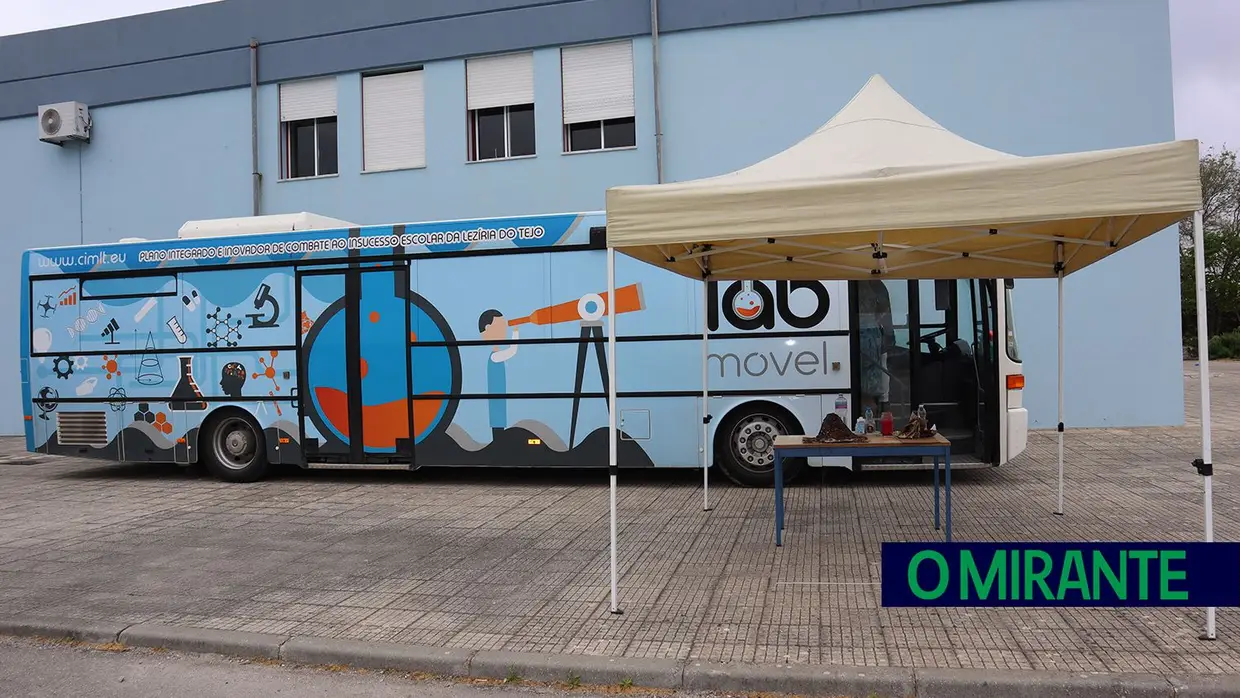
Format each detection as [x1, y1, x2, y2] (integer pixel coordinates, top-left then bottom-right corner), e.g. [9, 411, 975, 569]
[25, 215, 849, 473]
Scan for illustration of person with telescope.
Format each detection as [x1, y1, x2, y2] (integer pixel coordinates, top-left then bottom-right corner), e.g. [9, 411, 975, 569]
[478, 309, 519, 439]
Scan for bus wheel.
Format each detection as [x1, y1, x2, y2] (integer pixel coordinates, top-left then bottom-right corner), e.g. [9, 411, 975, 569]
[202, 411, 270, 483]
[716, 404, 804, 488]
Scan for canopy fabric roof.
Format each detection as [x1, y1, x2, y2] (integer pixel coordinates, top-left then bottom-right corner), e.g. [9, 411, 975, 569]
[603, 75, 1202, 281]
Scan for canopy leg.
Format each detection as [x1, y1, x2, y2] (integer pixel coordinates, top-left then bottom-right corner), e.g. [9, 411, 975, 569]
[1055, 243, 1065, 516]
[1192, 210, 1215, 640]
[607, 247, 623, 615]
[702, 278, 712, 512]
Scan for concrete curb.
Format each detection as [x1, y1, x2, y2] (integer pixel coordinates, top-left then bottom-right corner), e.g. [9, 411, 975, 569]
[1, 616, 1237, 697]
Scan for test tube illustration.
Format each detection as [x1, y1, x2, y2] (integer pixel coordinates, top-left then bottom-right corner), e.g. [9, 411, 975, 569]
[167, 316, 188, 344]
[134, 297, 158, 322]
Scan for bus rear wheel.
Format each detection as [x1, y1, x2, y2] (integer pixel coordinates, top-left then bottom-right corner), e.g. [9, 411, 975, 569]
[716, 404, 804, 488]
[202, 411, 270, 483]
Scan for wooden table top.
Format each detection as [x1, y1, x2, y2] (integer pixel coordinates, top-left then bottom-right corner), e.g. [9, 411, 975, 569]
[773, 433, 951, 449]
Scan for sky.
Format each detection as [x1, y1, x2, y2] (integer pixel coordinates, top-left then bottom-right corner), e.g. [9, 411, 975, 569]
[0, 0, 1235, 151]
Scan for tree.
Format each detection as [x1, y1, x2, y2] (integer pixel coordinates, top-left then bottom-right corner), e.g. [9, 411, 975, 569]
[1181, 146, 1240, 358]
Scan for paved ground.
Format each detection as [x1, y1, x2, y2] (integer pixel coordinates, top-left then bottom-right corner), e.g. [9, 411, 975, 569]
[0, 635, 671, 698]
[0, 362, 1236, 677]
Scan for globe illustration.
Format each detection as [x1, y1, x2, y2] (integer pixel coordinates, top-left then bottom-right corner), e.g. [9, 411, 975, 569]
[303, 272, 459, 452]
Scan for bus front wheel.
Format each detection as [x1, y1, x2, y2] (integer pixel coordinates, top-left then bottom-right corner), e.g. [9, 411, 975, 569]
[202, 411, 271, 483]
[716, 404, 804, 488]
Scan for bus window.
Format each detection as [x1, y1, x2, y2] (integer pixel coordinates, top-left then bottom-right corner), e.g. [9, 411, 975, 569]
[81, 274, 177, 300]
[1004, 282, 1020, 363]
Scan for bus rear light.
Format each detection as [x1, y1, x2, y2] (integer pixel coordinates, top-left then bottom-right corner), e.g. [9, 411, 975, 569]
[1006, 374, 1025, 390]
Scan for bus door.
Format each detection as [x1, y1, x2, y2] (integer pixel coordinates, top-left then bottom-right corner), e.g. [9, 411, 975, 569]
[296, 265, 414, 465]
[967, 280, 1000, 463]
[853, 279, 999, 464]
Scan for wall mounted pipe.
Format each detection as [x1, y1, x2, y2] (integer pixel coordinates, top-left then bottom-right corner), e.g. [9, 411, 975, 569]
[250, 39, 261, 216]
[650, 0, 664, 184]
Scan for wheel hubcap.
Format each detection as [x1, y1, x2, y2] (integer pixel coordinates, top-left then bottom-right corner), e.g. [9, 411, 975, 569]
[214, 418, 257, 470]
[731, 414, 784, 473]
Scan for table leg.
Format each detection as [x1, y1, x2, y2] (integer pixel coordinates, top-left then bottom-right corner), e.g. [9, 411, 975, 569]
[933, 455, 940, 531]
[945, 449, 952, 543]
[775, 451, 784, 546]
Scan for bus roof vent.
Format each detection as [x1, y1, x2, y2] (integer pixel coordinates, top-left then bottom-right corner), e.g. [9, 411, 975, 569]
[177, 212, 358, 239]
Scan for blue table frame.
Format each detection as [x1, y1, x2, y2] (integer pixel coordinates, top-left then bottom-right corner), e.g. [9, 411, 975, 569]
[772, 433, 953, 545]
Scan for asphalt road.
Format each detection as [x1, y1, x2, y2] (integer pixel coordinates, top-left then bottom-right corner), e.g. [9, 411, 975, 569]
[0, 636, 678, 698]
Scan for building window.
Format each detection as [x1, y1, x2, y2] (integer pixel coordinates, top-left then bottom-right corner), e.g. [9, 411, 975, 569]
[362, 68, 426, 172]
[470, 104, 535, 161]
[561, 41, 635, 153]
[566, 117, 636, 152]
[285, 117, 338, 178]
[279, 77, 339, 179]
[465, 52, 535, 161]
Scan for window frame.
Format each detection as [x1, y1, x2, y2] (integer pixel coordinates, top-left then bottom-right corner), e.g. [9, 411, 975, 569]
[468, 102, 536, 162]
[282, 115, 339, 180]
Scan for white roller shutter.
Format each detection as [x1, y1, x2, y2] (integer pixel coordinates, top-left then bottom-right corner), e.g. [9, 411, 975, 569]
[561, 41, 634, 124]
[279, 77, 338, 122]
[363, 70, 426, 171]
[466, 52, 534, 110]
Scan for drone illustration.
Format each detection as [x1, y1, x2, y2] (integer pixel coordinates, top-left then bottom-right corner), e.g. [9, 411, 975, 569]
[37, 295, 55, 318]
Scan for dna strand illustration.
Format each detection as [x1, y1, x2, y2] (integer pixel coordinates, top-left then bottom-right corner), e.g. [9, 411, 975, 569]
[65, 303, 108, 339]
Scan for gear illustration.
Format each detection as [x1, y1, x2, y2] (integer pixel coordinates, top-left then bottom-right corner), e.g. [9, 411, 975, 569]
[74, 356, 88, 371]
[52, 355, 74, 380]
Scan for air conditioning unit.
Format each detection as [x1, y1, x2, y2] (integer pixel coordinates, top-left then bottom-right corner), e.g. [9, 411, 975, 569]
[37, 101, 91, 144]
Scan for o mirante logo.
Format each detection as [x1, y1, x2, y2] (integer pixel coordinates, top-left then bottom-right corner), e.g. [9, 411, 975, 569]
[881, 542, 1240, 607]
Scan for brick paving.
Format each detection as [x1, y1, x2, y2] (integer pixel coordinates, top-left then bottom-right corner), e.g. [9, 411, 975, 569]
[0, 362, 1237, 675]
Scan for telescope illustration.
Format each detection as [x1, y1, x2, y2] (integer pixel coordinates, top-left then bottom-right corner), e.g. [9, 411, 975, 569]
[507, 283, 645, 327]
[507, 283, 646, 447]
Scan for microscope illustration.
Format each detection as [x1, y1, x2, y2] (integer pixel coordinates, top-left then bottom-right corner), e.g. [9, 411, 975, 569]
[505, 283, 646, 447]
[246, 283, 280, 329]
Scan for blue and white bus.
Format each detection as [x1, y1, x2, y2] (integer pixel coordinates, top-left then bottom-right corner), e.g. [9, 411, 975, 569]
[20, 211, 1027, 486]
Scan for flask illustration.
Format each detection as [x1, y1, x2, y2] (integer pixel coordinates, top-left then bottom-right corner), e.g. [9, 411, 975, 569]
[169, 355, 208, 411]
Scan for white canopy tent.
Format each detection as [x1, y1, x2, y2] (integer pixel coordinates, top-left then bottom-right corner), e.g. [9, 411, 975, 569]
[600, 75, 1214, 636]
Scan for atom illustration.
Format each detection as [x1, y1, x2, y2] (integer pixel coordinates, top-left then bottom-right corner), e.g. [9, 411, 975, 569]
[108, 386, 127, 412]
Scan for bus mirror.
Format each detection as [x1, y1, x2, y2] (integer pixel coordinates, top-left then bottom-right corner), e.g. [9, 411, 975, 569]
[934, 279, 953, 311]
[1005, 278, 1015, 289]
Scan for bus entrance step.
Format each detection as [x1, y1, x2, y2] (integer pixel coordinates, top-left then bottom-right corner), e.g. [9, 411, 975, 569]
[855, 457, 991, 472]
[303, 462, 412, 470]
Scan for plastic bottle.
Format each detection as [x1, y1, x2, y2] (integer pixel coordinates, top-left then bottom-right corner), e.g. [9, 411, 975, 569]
[834, 393, 848, 419]
[854, 416, 866, 435]
[864, 407, 875, 434]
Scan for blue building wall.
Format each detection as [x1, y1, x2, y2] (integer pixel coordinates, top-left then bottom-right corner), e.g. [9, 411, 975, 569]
[0, 0, 1182, 434]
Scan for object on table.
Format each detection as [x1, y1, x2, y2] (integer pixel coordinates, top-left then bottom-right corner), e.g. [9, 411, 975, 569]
[804, 412, 869, 444]
[880, 411, 894, 436]
[895, 409, 937, 439]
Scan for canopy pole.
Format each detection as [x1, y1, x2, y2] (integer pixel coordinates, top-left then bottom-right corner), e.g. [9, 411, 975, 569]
[1055, 242, 1065, 516]
[607, 247, 622, 615]
[1191, 210, 1216, 640]
[701, 277, 712, 512]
